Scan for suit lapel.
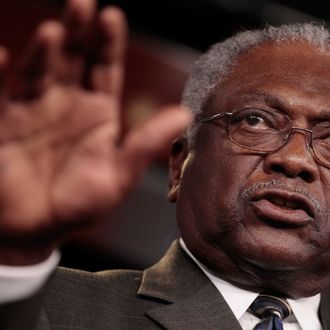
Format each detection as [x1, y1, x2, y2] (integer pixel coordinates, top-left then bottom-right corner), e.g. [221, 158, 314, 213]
[320, 286, 330, 330]
[138, 241, 242, 329]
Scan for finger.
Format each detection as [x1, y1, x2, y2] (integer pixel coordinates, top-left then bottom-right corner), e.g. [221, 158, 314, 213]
[90, 7, 127, 97]
[15, 21, 64, 99]
[63, 0, 97, 55]
[0, 47, 10, 104]
[121, 106, 193, 181]
[59, 0, 97, 84]
[64, 0, 97, 29]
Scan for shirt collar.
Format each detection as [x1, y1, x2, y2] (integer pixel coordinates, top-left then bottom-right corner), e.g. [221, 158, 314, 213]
[179, 238, 321, 330]
[287, 295, 321, 330]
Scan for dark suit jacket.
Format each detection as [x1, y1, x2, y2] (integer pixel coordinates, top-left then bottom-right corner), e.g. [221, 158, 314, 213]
[1, 240, 330, 329]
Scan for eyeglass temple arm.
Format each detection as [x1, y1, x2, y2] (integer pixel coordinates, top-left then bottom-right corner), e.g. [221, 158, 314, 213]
[199, 112, 232, 123]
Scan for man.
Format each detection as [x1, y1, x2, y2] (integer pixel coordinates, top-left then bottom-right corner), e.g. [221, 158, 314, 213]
[0, 0, 330, 329]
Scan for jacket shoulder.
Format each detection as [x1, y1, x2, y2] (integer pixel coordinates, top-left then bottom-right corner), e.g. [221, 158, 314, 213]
[50, 266, 143, 296]
[39, 267, 161, 329]
[44, 266, 145, 308]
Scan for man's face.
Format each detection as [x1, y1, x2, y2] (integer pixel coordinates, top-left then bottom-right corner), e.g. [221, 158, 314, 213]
[170, 41, 330, 298]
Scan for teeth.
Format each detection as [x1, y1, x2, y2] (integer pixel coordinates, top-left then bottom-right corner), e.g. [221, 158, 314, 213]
[269, 196, 285, 206]
[285, 200, 296, 209]
[269, 197, 296, 209]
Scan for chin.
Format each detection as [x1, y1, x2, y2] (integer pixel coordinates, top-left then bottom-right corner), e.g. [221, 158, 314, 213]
[232, 235, 318, 274]
[224, 239, 330, 298]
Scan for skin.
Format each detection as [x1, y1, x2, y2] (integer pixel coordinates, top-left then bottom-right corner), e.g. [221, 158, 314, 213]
[169, 41, 330, 298]
[0, 0, 191, 265]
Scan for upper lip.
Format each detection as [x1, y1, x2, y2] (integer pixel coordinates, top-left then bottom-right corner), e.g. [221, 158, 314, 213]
[250, 189, 317, 219]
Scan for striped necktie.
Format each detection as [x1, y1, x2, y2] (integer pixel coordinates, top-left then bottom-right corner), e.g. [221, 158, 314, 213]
[248, 294, 292, 330]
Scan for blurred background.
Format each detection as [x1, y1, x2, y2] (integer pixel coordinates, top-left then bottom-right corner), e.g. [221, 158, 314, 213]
[0, 0, 328, 271]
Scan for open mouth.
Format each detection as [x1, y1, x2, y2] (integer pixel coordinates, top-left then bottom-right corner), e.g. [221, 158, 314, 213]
[261, 194, 313, 217]
[250, 191, 315, 227]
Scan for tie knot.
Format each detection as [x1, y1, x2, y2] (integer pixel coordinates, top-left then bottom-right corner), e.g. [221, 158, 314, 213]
[249, 294, 292, 320]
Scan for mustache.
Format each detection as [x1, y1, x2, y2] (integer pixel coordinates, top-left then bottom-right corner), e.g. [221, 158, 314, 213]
[241, 179, 322, 214]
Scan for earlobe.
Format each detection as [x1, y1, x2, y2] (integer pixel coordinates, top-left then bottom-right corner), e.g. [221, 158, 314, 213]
[167, 138, 189, 203]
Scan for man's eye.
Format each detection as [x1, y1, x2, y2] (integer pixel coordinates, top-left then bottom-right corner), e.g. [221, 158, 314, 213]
[231, 108, 279, 130]
[245, 115, 265, 126]
[313, 124, 330, 144]
[322, 136, 330, 144]
[242, 114, 270, 129]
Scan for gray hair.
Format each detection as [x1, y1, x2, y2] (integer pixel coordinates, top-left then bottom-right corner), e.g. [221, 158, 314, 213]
[183, 22, 330, 142]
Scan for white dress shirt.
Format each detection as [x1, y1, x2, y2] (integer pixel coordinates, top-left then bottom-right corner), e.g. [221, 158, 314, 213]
[180, 238, 322, 330]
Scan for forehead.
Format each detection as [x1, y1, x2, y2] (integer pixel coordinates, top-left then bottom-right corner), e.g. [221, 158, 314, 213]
[208, 41, 330, 119]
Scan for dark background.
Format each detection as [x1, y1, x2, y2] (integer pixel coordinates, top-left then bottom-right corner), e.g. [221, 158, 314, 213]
[0, 0, 328, 271]
[61, 0, 329, 52]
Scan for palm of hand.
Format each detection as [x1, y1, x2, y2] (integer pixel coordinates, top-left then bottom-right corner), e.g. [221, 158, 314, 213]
[0, 85, 121, 234]
[0, 0, 191, 248]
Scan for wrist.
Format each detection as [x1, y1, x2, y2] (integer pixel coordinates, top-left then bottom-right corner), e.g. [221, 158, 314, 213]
[0, 246, 55, 266]
[0, 249, 60, 303]
[0, 231, 59, 266]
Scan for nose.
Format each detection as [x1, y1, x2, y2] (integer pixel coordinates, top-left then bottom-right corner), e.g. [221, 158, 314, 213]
[263, 130, 318, 182]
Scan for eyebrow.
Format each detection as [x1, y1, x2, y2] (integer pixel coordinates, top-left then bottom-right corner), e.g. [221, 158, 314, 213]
[318, 109, 330, 121]
[237, 91, 288, 110]
[238, 91, 330, 120]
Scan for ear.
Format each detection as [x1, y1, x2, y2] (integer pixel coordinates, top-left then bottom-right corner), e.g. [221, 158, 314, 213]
[167, 137, 190, 203]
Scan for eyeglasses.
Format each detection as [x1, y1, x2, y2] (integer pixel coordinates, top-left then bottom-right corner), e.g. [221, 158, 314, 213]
[199, 107, 330, 168]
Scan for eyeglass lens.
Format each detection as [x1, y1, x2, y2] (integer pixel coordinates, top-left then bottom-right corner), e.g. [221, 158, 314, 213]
[228, 108, 330, 166]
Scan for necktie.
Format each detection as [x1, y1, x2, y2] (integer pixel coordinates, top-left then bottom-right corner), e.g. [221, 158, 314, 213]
[248, 294, 292, 330]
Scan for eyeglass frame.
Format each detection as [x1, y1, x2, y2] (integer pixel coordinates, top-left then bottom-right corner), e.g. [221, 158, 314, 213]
[199, 108, 330, 169]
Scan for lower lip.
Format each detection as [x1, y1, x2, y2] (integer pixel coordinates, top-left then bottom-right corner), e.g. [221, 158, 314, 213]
[250, 199, 314, 227]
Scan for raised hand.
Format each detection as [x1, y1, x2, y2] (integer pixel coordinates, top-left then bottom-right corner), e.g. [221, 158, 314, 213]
[0, 0, 191, 264]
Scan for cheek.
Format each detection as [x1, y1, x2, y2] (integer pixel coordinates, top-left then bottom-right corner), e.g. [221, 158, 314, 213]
[315, 170, 330, 245]
[177, 139, 260, 239]
[193, 137, 259, 211]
